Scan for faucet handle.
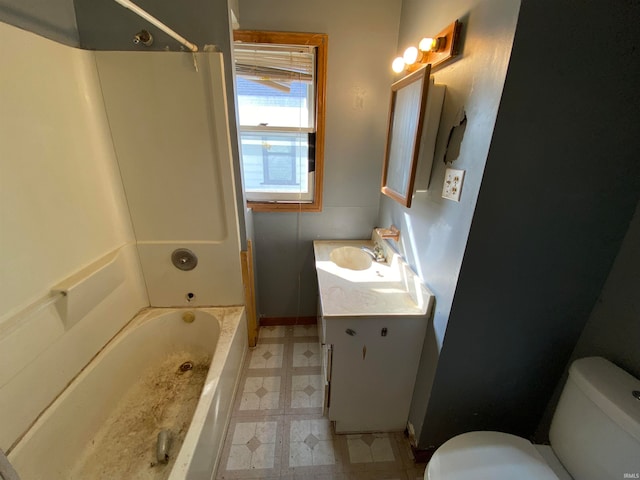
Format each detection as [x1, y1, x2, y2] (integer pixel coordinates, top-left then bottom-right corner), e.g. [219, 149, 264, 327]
[373, 243, 386, 261]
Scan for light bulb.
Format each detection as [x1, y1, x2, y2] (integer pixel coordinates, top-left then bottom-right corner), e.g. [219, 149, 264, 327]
[403, 46, 419, 65]
[391, 56, 405, 73]
[419, 37, 435, 52]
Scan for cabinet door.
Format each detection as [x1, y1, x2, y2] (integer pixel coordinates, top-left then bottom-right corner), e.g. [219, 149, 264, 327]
[327, 317, 426, 433]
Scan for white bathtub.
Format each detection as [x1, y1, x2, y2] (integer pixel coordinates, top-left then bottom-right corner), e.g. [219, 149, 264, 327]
[8, 307, 247, 480]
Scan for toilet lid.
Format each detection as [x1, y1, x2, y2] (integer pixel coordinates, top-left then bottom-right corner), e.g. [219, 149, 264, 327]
[426, 431, 560, 480]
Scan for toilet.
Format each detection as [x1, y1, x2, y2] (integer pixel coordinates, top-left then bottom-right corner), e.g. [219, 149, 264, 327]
[425, 357, 640, 479]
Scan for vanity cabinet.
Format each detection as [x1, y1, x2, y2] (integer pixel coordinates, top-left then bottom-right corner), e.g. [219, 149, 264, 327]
[313, 239, 434, 434]
[319, 313, 428, 433]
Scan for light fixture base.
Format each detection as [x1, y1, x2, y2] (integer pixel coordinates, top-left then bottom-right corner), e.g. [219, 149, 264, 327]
[391, 19, 462, 74]
[421, 20, 462, 71]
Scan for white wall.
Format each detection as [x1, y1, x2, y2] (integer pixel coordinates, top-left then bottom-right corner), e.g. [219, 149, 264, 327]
[95, 51, 244, 307]
[73, 0, 249, 250]
[0, 22, 148, 450]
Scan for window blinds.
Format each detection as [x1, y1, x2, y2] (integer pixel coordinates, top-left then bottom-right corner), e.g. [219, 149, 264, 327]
[234, 43, 315, 83]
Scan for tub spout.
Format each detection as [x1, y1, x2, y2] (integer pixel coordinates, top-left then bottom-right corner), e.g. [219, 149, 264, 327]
[156, 430, 172, 464]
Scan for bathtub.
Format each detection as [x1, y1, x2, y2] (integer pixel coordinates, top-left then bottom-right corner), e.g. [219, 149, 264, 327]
[8, 306, 247, 480]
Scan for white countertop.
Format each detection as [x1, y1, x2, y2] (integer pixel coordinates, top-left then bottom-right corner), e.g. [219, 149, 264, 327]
[313, 240, 434, 317]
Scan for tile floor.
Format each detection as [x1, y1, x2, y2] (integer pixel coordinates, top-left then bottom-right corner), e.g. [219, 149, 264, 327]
[216, 325, 427, 480]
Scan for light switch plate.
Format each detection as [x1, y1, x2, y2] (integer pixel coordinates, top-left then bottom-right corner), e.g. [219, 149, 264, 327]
[442, 168, 465, 202]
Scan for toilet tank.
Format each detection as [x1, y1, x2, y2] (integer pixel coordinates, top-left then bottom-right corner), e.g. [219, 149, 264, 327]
[550, 357, 640, 480]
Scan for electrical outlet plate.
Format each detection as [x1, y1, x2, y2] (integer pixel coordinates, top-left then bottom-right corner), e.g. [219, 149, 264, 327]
[442, 168, 465, 202]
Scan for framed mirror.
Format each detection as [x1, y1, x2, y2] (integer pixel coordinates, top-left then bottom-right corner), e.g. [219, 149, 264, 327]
[381, 65, 431, 207]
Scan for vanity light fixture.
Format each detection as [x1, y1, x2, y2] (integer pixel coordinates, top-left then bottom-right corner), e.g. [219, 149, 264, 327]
[391, 56, 406, 73]
[403, 46, 420, 65]
[391, 20, 462, 74]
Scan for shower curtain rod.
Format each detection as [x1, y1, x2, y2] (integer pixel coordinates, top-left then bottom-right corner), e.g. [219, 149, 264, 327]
[112, 0, 199, 52]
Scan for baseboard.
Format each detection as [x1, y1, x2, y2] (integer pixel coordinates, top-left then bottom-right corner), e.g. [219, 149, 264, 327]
[411, 444, 436, 464]
[259, 316, 316, 326]
[403, 426, 436, 464]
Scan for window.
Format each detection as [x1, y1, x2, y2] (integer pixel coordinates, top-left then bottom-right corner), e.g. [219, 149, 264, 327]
[233, 31, 327, 212]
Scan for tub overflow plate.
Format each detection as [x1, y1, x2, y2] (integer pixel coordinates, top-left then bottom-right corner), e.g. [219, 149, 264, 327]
[171, 248, 198, 271]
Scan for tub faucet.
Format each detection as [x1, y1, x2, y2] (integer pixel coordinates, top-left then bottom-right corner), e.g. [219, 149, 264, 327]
[361, 244, 385, 262]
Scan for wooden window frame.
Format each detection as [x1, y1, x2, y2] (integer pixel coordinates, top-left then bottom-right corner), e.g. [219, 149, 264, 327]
[234, 30, 327, 213]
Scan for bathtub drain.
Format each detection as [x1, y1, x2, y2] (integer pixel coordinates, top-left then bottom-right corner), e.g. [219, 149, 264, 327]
[179, 361, 194, 373]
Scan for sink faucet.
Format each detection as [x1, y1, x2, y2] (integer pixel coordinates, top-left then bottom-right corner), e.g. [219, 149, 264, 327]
[361, 244, 385, 262]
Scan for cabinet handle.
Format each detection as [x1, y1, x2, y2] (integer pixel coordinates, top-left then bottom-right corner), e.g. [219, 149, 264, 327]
[345, 328, 356, 336]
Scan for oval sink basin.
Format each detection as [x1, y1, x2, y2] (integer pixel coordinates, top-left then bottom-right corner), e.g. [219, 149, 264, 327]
[329, 246, 372, 271]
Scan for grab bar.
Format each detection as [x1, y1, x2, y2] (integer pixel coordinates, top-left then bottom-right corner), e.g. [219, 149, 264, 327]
[0, 291, 65, 337]
[1, 247, 125, 335]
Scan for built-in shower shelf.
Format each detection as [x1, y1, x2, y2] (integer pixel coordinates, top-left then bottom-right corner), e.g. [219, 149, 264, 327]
[52, 247, 126, 329]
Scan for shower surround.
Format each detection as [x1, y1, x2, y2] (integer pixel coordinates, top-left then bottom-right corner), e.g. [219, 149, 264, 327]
[0, 20, 246, 478]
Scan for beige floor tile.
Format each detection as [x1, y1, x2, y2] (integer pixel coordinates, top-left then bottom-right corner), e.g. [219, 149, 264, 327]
[223, 420, 279, 471]
[292, 342, 321, 367]
[249, 342, 285, 369]
[347, 436, 374, 463]
[290, 374, 324, 409]
[226, 444, 253, 470]
[239, 376, 282, 411]
[217, 326, 421, 479]
[293, 324, 318, 337]
[260, 325, 288, 338]
[346, 434, 395, 463]
[289, 418, 337, 467]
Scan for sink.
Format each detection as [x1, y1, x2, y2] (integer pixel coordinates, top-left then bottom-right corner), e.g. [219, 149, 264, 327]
[329, 246, 372, 271]
[314, 239, 435, 316]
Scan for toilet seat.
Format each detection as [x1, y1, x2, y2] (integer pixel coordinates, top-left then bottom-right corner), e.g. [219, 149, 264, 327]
[425, 431, 560, 480]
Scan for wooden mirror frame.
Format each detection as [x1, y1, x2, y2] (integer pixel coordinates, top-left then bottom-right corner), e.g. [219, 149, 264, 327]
[381, 65, 431, 208]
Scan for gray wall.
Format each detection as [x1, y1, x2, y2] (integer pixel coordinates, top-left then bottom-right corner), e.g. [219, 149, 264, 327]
[378, 0, 521, 443]
[535, 198, 640, 441]
[74, 0, 228, 51]
[571, 201, 640, 377]
[0, 0, 78, 45]
[238, 0, 402, 318]
[414, 0, 640, 449]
